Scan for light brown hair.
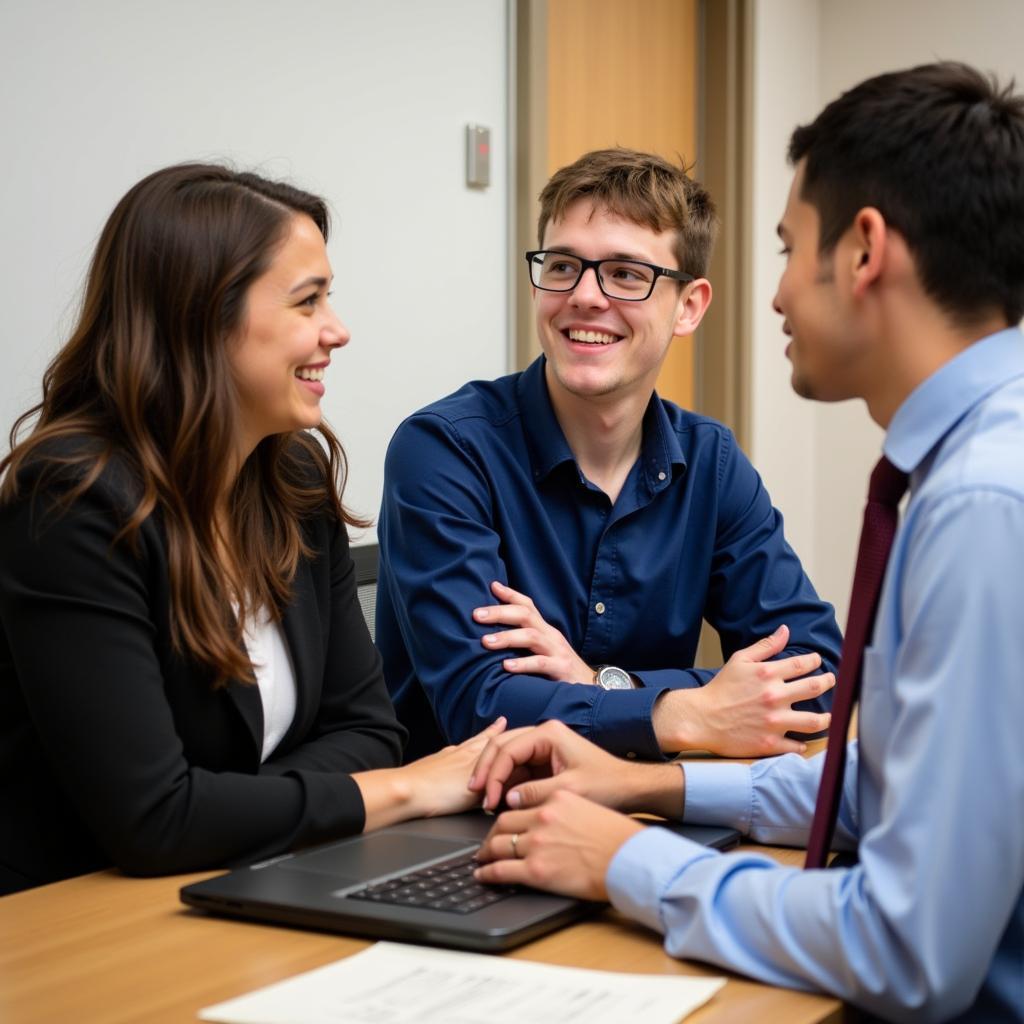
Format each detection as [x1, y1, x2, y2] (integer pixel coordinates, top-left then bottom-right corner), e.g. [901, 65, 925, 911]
[0, 163, 365, 686]
[537, 148, 718, 277]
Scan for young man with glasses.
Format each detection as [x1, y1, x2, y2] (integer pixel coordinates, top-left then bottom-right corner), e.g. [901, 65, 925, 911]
[377, 148, 840, 762]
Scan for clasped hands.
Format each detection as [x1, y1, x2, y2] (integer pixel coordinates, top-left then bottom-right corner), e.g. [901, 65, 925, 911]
[438, 582, 837, 901]
[473, 580, 834, 757]
[466, 720, 679, 901]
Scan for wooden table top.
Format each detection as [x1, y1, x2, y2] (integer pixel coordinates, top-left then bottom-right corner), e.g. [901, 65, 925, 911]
[1, 838, 842, 1024]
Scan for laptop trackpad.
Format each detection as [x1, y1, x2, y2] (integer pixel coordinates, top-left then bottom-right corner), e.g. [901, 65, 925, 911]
[279, 833, 475, 883]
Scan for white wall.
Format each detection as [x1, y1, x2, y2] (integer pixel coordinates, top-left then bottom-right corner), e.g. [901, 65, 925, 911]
[749, 0, 1024, 622]
[748, 0, 821, 575]
[0, 0, 510, 539]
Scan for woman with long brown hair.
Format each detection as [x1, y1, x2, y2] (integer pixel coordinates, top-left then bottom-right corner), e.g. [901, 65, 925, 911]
[0, 163, 503, 894]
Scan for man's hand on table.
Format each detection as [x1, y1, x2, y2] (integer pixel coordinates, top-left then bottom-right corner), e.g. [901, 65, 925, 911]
[652, 625, 834, 756]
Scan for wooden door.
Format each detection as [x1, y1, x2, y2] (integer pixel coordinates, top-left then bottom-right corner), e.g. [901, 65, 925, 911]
[517, 0, 700, 409]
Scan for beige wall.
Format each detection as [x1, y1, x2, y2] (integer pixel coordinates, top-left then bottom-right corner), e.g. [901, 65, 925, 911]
[747, 0, 822, 588]
[749, 0, 1024, 623]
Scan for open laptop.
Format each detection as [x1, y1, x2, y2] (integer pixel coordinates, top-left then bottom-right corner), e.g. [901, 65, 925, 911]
[180, 812, 739, 952]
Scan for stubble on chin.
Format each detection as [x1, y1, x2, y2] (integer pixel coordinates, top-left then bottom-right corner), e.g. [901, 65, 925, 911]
[552, 365, 624, 401]
[789, 371, 816, 400]
[787, 350, 819, 401]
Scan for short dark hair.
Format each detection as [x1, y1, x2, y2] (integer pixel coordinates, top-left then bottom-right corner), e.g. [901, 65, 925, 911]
[789, 61, 1024, 325]
[537, 148, 718, 278]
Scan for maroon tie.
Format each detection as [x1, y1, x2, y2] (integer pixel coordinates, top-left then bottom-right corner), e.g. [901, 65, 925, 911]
[805, 455, 908, 869]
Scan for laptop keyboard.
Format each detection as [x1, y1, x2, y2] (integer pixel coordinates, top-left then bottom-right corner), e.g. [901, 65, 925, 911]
[347, 853, 517, 914]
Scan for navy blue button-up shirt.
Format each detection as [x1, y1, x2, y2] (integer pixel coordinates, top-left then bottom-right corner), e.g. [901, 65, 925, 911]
[377, 357, 840, 761]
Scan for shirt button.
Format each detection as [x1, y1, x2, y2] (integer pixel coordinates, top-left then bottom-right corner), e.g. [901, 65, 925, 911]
[658, 471, 667, 481]
[594, 602, 606, 615]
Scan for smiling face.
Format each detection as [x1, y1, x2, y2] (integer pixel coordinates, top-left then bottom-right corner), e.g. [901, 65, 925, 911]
[230, 213, 349, 458]
[773, 163, 865, 402]
[534, 200, 699, 409]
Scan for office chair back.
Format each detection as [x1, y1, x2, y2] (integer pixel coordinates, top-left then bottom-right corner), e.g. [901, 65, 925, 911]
[351, 543, 379, 642]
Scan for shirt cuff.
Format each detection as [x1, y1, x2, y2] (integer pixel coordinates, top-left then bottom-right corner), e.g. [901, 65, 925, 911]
[588, 685, 667, 760]
[631, 667, 711, 690]
[682, 761, 754, 833]
[606, 825, 718, 935]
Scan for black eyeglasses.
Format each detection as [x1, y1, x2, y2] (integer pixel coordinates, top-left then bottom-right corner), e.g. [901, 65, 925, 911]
[525, 250, 694, 302]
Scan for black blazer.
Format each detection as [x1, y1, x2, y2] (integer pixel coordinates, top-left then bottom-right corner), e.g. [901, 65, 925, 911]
[0, 451, 406, 894]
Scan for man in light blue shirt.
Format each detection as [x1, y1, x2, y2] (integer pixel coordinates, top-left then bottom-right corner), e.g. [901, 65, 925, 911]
[471, 62, 1024, 1022]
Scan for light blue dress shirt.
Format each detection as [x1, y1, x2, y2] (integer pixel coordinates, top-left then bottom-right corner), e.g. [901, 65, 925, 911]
[607, 329, 1024, 1023]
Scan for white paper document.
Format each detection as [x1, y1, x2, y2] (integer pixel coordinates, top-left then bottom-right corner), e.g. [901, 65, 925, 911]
[199, 940, 726, 1024]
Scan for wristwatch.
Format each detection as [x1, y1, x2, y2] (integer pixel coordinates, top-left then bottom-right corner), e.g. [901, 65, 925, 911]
[594, 665, 637, 690]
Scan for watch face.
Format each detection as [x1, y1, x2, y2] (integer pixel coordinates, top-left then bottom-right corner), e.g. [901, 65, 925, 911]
[597, 666, 633, 690]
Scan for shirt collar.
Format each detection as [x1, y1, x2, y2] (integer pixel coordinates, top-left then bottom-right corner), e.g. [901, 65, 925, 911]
[516, 356, 577, 481]
[884, 327, 1024, 474]
[639, 389, 688, 493]
[516, 355, 687, 489]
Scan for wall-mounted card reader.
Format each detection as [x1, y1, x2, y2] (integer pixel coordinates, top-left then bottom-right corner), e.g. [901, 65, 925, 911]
[466, 124, 490, 189]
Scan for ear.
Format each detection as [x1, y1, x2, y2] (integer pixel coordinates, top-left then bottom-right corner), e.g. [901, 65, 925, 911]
[849, 207, 887, 299]
[671, 278, 713, 338]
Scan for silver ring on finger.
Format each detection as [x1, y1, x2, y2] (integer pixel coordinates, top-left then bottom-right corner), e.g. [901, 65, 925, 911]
[510, 832, 521, 858]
